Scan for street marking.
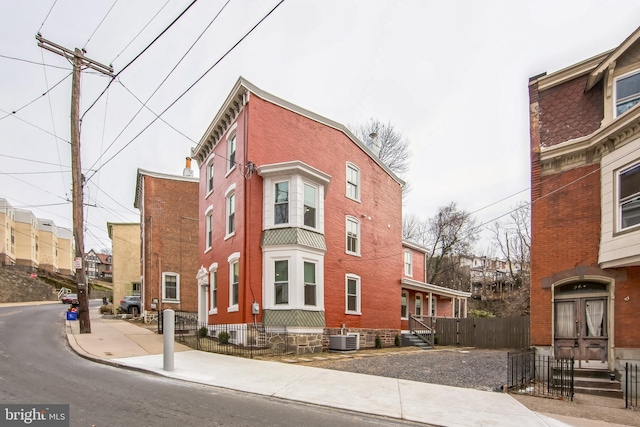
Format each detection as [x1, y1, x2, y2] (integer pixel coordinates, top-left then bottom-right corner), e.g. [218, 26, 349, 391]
[0, 311, 21, 318]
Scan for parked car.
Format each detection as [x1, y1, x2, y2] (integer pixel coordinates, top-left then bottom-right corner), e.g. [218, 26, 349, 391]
[119, 296, 141, 315]
[61, 293, 78, 304]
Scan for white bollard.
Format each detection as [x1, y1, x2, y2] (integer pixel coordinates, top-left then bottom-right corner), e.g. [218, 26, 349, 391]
[163, 309, 175, 371]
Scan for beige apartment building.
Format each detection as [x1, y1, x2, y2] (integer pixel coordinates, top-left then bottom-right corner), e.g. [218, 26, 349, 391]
[107, 222, 141, 309]
[0, 198, 16, 266]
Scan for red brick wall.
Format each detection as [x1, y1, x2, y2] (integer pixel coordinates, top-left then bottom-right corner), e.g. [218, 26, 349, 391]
[614, 267, 640, 347]
[199, 109, 249, 324]
[142, 175, 199, 313]
[538, 75, 603, 147]
[248, 96, 404, 330]
[201, 94, 404, 330]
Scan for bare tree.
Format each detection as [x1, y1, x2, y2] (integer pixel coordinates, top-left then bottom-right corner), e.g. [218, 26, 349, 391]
[403, 203, 478, 288]
[99, 247, 112, 255]
[351, 119, 411, 176]
[486, 202, 531, 315]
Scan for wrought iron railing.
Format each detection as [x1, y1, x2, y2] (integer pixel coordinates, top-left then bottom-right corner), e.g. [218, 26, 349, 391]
[191, 322, 291, 359]
[626, 362, 638, 409]
[507, 349, 574, 401]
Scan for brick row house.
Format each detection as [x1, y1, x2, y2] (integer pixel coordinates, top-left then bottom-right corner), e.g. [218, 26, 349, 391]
[191, 77, 468, 353]
[529, 26, 640, 373]
[134, 166, 199, 315]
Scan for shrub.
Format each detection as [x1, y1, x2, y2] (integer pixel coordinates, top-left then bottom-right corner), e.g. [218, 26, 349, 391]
[469, 309, 495, 318]
[198, 326, 208, 338]
[218, 331, 230, 344]
[99, 304, 113, 315]
[394, 334, 401, 347]
[375, 334, 382, 349]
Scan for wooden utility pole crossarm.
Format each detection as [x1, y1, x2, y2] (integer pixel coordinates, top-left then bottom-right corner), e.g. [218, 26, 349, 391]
[37, 34, 114, 333]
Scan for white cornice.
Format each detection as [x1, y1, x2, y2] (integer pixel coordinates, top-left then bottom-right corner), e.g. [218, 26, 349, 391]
[536, 51, 612, 91]
[587, 26, 640, 90]
[402, 239, 429, 254]
[192, 77, 405, 187]
[540, 106, 640, 175]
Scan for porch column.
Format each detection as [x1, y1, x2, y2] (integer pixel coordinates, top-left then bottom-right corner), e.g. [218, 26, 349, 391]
[428, 292, 433, 317]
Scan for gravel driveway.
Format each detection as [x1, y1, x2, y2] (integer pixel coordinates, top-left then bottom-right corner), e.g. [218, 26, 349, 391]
[309, 348, 508, 392]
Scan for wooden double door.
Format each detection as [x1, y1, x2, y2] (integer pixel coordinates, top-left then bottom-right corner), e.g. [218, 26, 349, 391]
[554, 297, 608, 367]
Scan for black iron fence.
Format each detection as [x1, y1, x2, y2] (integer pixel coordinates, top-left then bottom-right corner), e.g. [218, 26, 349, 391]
[507, 349, 574, 401]
[157, 312, 292, 359]
[157, 311, 198, 335]
[626, 362, 638, 409]
[191, 322, 291, 359]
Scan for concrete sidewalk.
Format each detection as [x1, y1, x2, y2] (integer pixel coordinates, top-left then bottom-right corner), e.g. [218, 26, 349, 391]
[55, 302, 628, 427]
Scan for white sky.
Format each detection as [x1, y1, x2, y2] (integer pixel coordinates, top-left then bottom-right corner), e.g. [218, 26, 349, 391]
[1, 0, 639, 255]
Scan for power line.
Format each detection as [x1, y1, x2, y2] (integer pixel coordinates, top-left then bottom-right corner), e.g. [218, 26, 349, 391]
[109, 0, 171, 64]
[85, 0, 231, 173]
[81, 0, 200, 120]
[0, 72, 72, 121]
[86, 0, 286, 181]
[83, 0, 119, 50]
[0, 54, 70, 70]
[0, 107, 71, 143]
[38, 0, 59, 33]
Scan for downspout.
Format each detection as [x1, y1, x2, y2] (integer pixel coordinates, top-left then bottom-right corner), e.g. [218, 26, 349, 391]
[242, 90, 252, 323]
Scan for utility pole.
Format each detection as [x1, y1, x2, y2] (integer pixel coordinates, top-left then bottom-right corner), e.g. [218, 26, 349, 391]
[36, 34, 114, 333]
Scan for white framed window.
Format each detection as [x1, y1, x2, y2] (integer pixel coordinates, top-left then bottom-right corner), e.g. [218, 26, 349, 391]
[304, 261, 316, 306]
[618, 162, 640, 231]
[228, 252, 240, 311]
[303, 183, 317, 228]
[227, 133, 237, 172]
[346, 216, 360, 256]
[206, 158, 215, 194]
[209, 265, 218, 314]
[615, 70, 640, 117]
[274, 181, 289, 225]
[225, 185, 236, 238]
[205, 209, 213, 250]
[274, 259, 289, 305]
[346, 163, 360, 201]
[162, 272, 180, 302]
[401, 291, 408, 319]
[415, 294, 422, 317]
[345, 274, 361, 314]
[404, 250, 412, 276]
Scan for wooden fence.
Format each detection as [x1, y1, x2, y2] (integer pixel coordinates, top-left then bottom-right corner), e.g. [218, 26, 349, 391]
[430, 316, 529, 349]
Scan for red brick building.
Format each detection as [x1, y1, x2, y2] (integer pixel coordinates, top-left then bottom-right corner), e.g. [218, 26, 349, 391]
[134, 166, 199, 315]
[529, 27, 640, 372]
[192, 78, 406, 353]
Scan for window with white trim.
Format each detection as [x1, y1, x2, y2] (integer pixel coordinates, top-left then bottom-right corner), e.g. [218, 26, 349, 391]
[346, 217, 360, 255]
[415, 294, 422, 317]
[210, 269, 217, 312]
[229, 256, 239, 310]
[616, 70, 640, 116]
[303, 183, 317, 228]
[304, 261, 316, 306]
[206, 159, 214, 194]
[404, 250, 412, 276]
[205, 210, 213, 250]
[227, 192, 235, 236]
[274, 181, 289, 225]
[274, 260, 289, 304]
[162, 272, 180, 302]
[618, 162, 640, 230]
[401, 291, 408, 319]
[227, 134, 236, 171]
[346, 163, 360, 201]
[345, 274, 361, 314]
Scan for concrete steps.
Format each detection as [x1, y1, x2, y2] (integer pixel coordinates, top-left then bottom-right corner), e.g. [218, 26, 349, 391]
[401, 333, 433, 350]
[573, 368, 623, 399]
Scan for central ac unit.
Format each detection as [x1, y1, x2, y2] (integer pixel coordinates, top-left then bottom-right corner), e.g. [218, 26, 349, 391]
[329, 335, 357, 351]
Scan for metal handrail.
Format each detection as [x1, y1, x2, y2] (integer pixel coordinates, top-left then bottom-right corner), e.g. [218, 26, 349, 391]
[409, 315, 434, 347]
